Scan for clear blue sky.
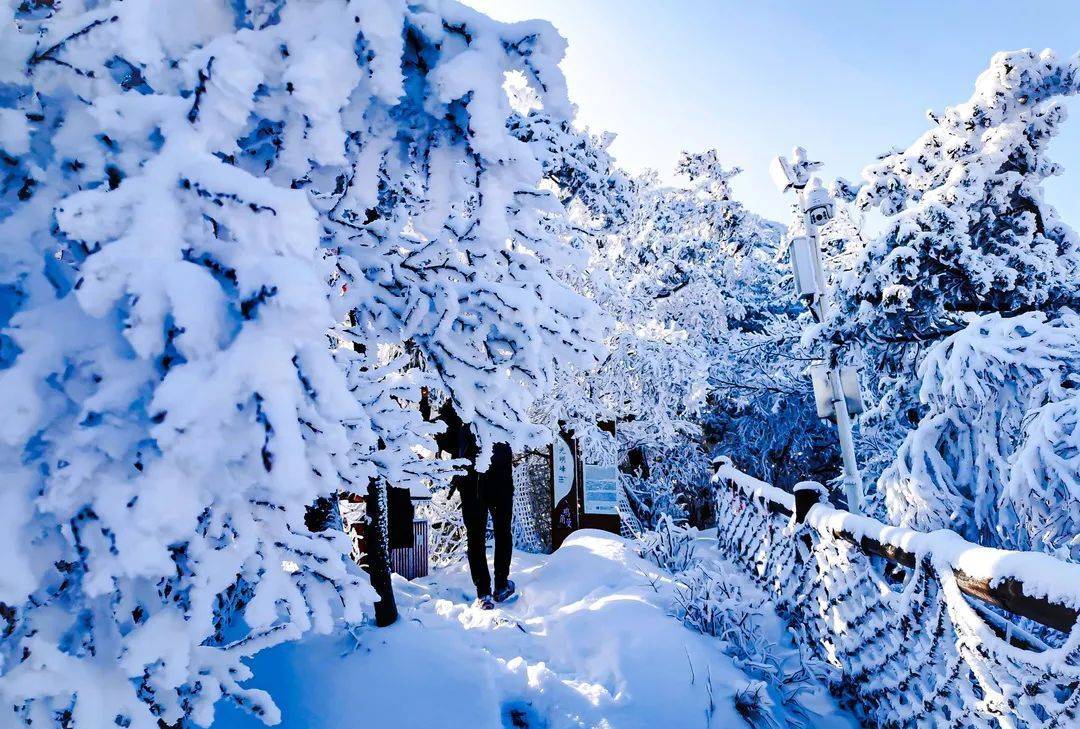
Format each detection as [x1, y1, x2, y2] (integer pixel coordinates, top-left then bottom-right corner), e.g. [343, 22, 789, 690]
[467, 0, 1080, 224]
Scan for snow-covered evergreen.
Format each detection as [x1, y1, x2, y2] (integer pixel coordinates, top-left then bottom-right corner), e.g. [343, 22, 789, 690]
[827, 50, 1080, 554]
[607, 153, 828, 522]
[879, 312, 1080, 545]
[0, 1, 601, 725]
[1, 3, 371, 725]
[524, 138, 832, 525]
[323, 6, 604, 474]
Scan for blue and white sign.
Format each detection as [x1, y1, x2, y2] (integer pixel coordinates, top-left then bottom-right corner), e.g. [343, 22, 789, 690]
[583, 465, 619, 516]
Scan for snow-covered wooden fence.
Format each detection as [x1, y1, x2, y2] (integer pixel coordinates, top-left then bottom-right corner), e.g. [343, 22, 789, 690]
[712, 457, 1080, 728]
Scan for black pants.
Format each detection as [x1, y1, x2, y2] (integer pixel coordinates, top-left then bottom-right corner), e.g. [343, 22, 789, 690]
[458, 443, 514, 597]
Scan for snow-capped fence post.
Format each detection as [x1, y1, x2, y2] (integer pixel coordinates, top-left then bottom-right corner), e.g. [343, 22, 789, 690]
[792, 481, 825, 560]
[792, 481, 824, 524]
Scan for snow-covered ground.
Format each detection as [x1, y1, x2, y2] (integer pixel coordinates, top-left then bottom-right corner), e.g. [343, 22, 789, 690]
[216, 531, 854, 728]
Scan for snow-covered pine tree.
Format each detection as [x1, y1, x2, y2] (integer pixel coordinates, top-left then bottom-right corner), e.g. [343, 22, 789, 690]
[322, 9, 605, 475]
[627, 152, 841, 518]
[508, 107, 636, 248]
[841, 50, 1080, 345]
[529, 142, 819, 526]
[0, 0, 602, 726]
[879, 312, 1080, 541]
[507, 115, 639, 458]
[1006, 369, 1080, 555]
[0, 3, 371, 726]
[676, 154, 840, 495]
[518, 139, 715, 525]
[828, 49, 1080, 551]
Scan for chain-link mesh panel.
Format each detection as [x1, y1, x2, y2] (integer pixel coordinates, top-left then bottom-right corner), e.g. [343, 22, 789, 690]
[617, 474, 643, 538]
[715, 471, 1080, 728]
[512, 450, 552, 554]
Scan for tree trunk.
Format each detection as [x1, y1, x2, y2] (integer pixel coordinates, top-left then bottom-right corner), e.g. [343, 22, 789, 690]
[365, 478, 398, 627]
[304, 495, 342, 533]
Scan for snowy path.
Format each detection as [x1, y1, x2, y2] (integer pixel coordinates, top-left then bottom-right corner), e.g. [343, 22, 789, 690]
[217, 531, 854, 729]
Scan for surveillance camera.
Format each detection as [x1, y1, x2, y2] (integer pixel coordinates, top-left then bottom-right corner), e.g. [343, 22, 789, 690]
[805, 204, 833, 226]
[802, 180, 834, 227]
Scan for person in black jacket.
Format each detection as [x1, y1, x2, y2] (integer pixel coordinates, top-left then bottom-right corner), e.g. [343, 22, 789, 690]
[435, 400, 516, 610]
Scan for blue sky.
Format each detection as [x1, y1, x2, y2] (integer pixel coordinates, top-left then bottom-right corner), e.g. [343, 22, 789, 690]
[467, 0, 1080, 224]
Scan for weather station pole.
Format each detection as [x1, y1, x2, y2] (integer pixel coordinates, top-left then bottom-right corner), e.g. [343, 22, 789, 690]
[771, 148, 864, 514]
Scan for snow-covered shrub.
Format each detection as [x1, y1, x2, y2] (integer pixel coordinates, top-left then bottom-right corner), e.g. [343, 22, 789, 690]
[636, 520, 828, 727]
[0, 1, 601, 726]
[672, 565, 827, 729]
[637, 515, 697, 573]
[733, 680, 780, 729]
[673, 564, 758, 641]
[624, 440, 715, 529]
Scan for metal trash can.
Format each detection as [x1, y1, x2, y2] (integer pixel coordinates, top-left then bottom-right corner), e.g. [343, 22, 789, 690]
[389, 519, 429, 580]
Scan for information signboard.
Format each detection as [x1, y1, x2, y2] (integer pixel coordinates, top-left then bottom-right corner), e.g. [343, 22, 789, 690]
[583, 465, 619, 515]
[549, 426, 620, 550]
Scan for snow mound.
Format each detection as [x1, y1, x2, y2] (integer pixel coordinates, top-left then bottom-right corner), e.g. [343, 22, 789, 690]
[216, 531, 851, 728]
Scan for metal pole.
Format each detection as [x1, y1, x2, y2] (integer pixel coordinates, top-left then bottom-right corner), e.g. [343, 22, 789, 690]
[797, 186, 864, 514]
[829, 368, 863, 512]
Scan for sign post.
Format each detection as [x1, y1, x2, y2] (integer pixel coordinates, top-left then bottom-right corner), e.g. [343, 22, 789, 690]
[550, 427, 622, 549]
[550, 429, 581, 550]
